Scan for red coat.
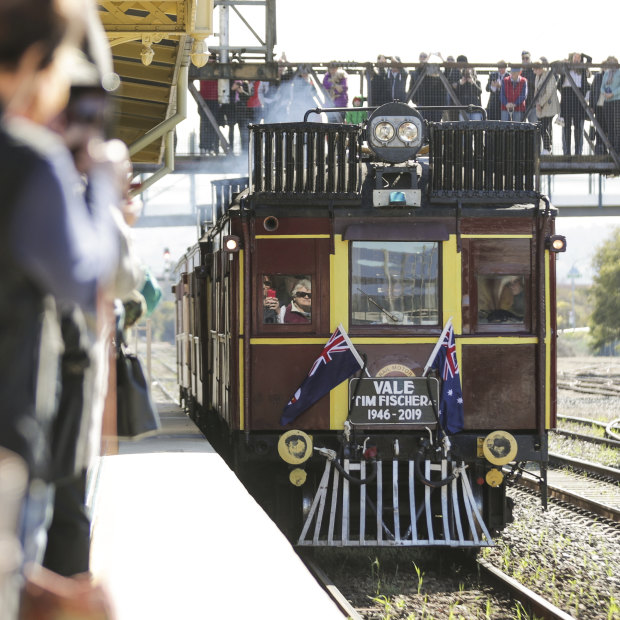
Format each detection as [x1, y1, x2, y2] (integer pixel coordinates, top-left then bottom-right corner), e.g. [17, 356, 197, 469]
[501, 75, 527, 112]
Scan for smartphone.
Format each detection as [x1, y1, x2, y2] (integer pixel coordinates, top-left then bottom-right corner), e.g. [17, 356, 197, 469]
[267, 288, 276, 298]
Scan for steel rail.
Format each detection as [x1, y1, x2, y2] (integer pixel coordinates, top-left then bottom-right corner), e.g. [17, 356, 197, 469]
[548, 453, 620, 481]
[514, 458, 620, 523]
[477, 559, 576, 620]
[551, 428, 620, 449]
[556, 414, 608, 429]
[300, 556, 363, 620]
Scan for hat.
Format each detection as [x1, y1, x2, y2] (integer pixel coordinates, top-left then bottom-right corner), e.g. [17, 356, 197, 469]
[521, 50, 530, 56]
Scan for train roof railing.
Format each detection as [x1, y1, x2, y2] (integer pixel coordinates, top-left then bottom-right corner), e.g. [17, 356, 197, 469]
[428, 121, 539, 203]
[246, 117, 540, 204]
[249, 122, 361, 199]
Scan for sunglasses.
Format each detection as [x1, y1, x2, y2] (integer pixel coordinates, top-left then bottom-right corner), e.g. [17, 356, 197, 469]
[295, 291, 312, 299]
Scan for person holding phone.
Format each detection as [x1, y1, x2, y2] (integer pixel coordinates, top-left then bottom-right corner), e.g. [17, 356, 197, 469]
[262, 276, 280, 323]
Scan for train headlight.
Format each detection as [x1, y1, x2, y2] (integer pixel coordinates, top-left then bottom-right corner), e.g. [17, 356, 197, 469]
[367, 102, 426, 163]
[547, 234, 567, 253]
[397, 121, 418, 143]
[374, 121, 395, 143]
[223, 235, 241, 253]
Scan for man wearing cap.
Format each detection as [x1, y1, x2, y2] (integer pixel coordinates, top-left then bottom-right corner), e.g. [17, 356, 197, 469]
[500, 67, 528, 122]
[486, 61, 509, 120]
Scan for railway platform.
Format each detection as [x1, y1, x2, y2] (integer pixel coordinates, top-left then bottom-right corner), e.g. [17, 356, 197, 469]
[87, 399, 343, 620]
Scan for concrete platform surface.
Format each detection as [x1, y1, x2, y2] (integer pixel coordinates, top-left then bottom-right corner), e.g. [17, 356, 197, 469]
[89, 402, 343, 619]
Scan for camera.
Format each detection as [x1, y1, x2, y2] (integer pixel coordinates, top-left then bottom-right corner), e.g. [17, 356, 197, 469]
[490, 71, 499, 81]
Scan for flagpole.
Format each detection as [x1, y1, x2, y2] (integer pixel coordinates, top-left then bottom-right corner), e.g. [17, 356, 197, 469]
[422, 317, 453, 377]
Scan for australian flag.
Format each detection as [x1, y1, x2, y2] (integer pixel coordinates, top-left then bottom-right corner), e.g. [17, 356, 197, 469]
[281, 324, 364, 426]
[429, 321, 464, 433]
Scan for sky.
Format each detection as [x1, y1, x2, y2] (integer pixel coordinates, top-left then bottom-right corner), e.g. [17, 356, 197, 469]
[273, 0, 616, 65]
[134, 0, 620, 285]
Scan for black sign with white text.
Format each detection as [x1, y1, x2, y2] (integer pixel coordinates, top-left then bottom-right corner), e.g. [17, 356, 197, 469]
[348, 377, 439, 426]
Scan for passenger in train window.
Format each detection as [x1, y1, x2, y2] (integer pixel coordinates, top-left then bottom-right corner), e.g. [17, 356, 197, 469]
[499, 276, 525, 319]
[279, 278, 312, 324]
[478, 276, 525, 323]
[262, 275, 280, 324]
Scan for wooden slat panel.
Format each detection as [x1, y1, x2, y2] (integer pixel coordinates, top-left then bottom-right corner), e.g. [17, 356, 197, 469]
[116, 81, 171, 103]
[113, 58, 175, 84]
[113, 114, 161, 131]
[114, 97, 168, 119]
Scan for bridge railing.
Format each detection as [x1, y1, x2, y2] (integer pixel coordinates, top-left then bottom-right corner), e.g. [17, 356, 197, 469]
[190, 60, 619, 173]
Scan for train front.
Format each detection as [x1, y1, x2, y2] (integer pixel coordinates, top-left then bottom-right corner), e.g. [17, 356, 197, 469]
[220, 103, 565, 547]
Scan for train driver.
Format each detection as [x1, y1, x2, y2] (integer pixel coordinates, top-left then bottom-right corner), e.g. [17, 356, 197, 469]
[279, 278, 312, 323]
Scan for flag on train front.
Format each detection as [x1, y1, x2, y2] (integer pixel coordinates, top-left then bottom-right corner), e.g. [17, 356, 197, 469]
[426, 320, 464, 433]
[281, 324, 364, 426]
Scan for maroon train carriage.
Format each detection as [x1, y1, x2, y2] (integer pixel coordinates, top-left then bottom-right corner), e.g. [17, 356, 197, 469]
[174, 103, 566, 547]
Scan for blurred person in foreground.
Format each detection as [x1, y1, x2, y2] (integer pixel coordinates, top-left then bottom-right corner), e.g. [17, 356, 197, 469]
[43, 47, 143, 586]
[0, 0, 120, 616]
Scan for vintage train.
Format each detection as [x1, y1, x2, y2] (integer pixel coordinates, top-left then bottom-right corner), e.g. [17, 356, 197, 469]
[174, 102, 566, 547]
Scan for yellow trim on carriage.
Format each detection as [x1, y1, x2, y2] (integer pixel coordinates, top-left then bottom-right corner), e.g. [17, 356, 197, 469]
[238, 339, 244, 431]
[255, 234, 331, 239]
[443, 235, 462, 334]
[460, 337, 538, 345]
[545, 250, 551, 428]
[461, 234, 533, 239]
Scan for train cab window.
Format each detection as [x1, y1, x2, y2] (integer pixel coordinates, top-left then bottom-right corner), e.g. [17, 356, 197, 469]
[464, 238, 532, 333]
[262, 274, 312, 324]
[477, 275, 526, 324]
[350, 242, 439, 326]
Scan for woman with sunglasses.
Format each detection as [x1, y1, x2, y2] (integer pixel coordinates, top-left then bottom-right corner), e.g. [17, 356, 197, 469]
[279, 278, 312, 324]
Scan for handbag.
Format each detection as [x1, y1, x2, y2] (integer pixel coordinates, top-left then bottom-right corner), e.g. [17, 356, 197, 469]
[116, 347, 160, 438]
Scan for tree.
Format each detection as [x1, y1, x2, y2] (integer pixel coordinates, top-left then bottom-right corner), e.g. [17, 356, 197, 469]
[589, 228, 620, 353]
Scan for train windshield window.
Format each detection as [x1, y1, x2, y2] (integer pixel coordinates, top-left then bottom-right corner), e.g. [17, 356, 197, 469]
[350, 242, 439, 326]
[262, 274, 312, 324]
[477, 275, 526, 324]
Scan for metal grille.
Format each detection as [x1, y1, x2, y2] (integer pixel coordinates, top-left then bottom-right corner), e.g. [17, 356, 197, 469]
[250, 123, 361, 199]
[429, 121, 539, 202]
[298, 458, 493, 547]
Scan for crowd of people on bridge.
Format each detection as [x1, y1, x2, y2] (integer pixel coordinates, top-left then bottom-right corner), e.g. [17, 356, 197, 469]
[0, 0, 156, 617]
[197, 50, 620, 158]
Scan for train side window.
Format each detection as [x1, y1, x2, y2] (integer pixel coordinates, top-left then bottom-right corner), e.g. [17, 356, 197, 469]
[465, 238, 531, 333]
[350, 242, 439, 326]
[262, 274, 312, 324]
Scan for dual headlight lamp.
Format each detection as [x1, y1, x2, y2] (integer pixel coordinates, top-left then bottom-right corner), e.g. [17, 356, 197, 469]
[367, 102, 426, 163]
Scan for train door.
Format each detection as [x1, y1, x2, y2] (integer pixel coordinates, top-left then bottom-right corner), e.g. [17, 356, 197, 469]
[248, 234, 331, 430]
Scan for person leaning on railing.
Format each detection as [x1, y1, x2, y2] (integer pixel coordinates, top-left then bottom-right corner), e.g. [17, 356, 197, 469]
[600, 56, 620, 155]
[533, 58, 560, 154]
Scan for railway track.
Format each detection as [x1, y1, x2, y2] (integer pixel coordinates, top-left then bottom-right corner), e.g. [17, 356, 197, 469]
[513, 456, 620, 523]
[476, 559, 575, 620]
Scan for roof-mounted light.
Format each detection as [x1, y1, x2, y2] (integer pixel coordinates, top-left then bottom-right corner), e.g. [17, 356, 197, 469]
[367, 102, 426, 163]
